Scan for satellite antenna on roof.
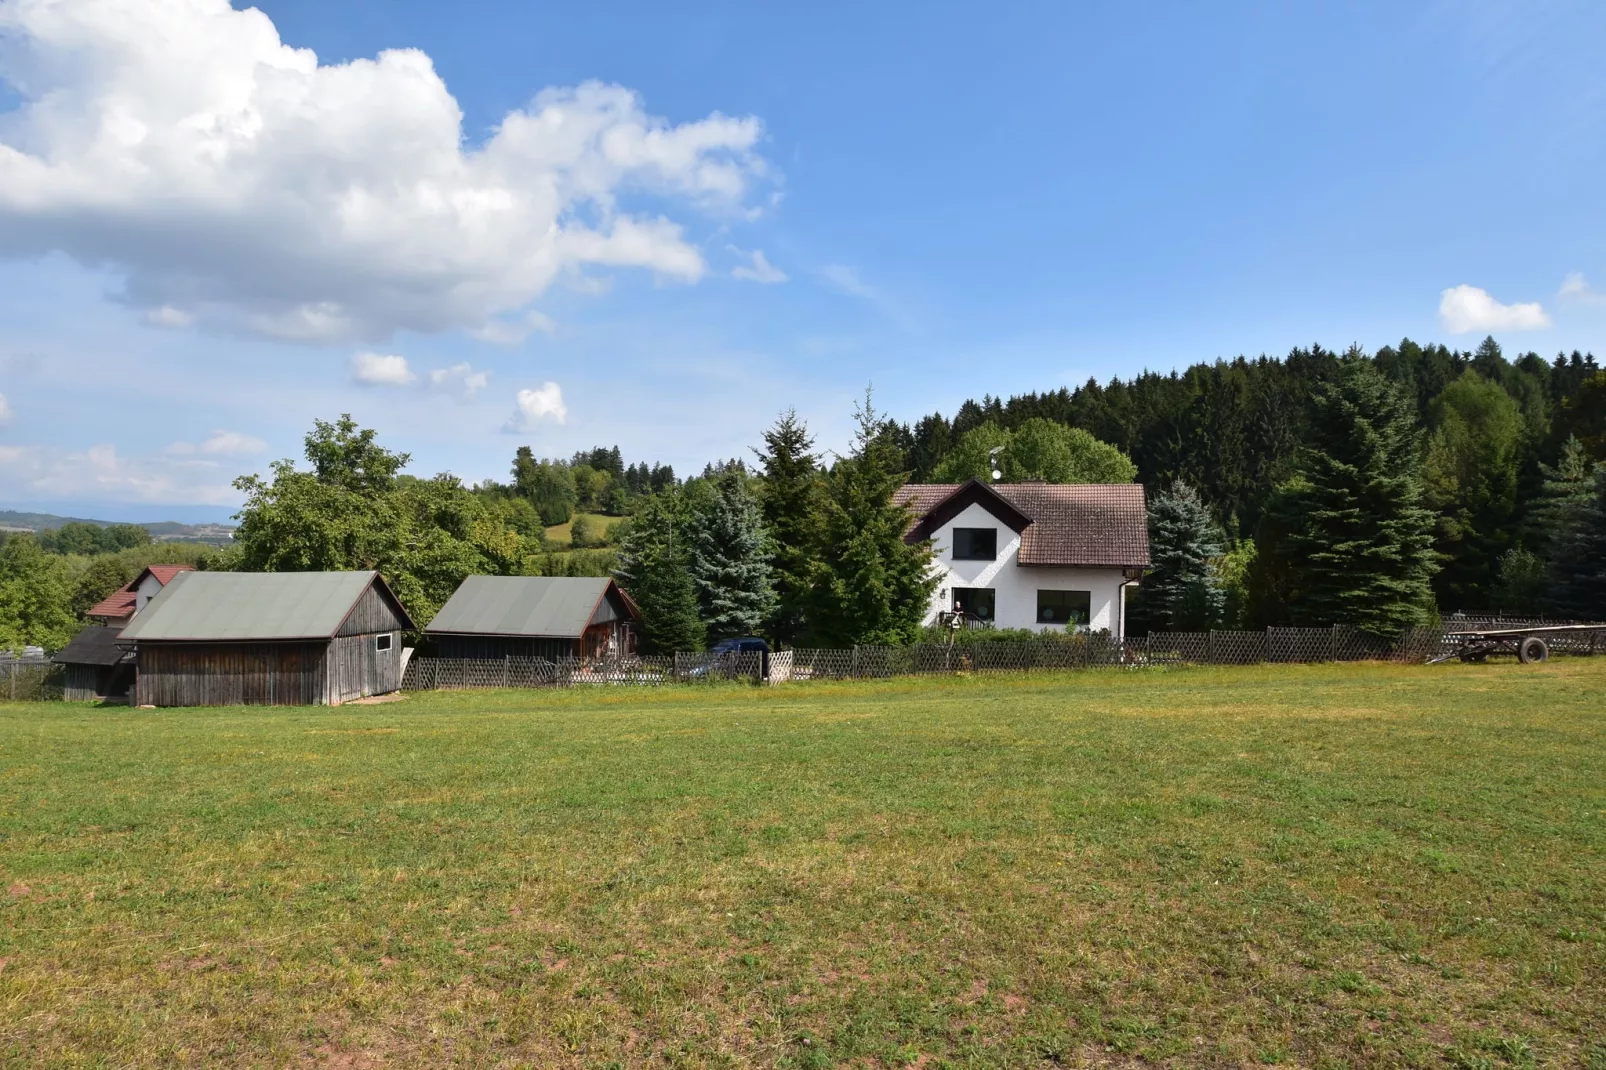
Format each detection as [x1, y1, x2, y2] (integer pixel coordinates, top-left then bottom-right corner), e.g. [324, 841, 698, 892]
[988, 446, 1004, 483]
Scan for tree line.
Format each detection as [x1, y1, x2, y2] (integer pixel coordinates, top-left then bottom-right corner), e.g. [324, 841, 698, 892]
[882, 338, 1605, 627]
[4, 336, 1603, 653]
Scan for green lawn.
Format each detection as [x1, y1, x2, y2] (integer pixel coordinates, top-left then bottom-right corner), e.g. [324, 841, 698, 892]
[2, 661, 1604, 1068]
[543, 511, 626, 548]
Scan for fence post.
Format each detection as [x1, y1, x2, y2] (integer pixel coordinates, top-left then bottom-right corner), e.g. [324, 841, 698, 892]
[503, 655, 510, 688]
[851, 646, 859, 678]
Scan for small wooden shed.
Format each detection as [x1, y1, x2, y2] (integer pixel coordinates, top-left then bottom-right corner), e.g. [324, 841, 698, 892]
[53, 625, 134, 702]
[120, 571, 414, 707]
[424, 576, 639, 660]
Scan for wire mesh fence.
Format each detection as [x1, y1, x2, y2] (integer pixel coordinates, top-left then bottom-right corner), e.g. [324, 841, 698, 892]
[401, 652, 765, 692]
[12, 616, 1589, 703]
[392, 619, 1601, 694]
[0, 659, 64, 702]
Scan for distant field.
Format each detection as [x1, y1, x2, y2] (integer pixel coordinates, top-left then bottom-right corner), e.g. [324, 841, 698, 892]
[2, 662, 1603, 1067]
[543, 511, 626, 547]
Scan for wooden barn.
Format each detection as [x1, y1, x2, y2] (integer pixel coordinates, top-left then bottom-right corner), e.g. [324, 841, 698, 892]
[424, 576, 640, 660]
[119, 571, 414, 707]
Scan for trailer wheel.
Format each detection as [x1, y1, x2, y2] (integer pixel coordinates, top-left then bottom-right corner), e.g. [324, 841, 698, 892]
[1518, 637, 1549, 664]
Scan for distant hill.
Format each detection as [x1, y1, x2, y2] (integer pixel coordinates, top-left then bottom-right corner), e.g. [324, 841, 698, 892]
[0, 509, 235, 544]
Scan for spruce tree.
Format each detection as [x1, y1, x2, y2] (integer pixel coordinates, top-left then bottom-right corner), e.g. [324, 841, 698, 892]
[686, 475, 776, 641]
[1547, 464, 1606, 619]
[1530, 435, 1596, 557]
[812, 389, 939, 647]
[1143, 480, 1226, 632]
[1265, 362, 1438, 637]
[755, 410, 826, 644]
[613, 493, 705, 654]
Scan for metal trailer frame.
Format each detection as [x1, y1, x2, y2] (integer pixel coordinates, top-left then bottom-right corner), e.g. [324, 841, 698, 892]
[1428, 623, 1606, 665]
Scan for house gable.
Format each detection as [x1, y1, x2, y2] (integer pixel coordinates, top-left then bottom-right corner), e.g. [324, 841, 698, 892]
[906, 479, 1032, 544]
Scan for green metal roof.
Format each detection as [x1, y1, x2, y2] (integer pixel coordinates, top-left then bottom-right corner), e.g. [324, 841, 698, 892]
[119, 571, 385, 641]
[424, 576, 615, 638]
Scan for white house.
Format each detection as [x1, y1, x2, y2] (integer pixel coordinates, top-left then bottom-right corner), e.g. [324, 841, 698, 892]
[892, 480, 1150, 636]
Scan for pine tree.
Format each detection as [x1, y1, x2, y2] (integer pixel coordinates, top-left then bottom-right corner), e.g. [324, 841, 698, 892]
[613, 494, 705, 654]
[754, 410, 825, 644]
[686, 475, 776, 641]
[1530, 435, 1596, 557]
[812, 389, 939, 647]
[1265, 361, 1438, 637]
[1142, 480, 1225, 632]
[1547, 463, 1606, 619]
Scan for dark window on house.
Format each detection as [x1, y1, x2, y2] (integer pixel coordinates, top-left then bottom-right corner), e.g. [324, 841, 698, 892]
[375, 634, 393, 651]
[1036, 590, 1091, 626]
[951, 528, 997, 560]
[953, 587, 996, 621]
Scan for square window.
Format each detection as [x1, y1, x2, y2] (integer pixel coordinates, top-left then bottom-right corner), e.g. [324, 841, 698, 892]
[953, 587, 996, 621]
[1036, 590, 1090, 626]
[375, 634, 393, 651]
[951, 528, 997, 560]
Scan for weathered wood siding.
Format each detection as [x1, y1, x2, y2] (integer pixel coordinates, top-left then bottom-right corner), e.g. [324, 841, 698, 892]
[432, 634, 579, 660]
[135, 642, 329, 707]
[336, 583, 410, 637]
[326, 632, 403, 703]
[63, 664, 103, 702]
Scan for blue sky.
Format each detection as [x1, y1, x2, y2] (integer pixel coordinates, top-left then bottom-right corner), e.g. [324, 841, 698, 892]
[0, 0, 1603, 521]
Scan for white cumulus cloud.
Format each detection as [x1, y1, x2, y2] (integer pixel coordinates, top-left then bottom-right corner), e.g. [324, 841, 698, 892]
[1438, 285, 1551, 334]
[429, 362, 489, 401]
[731, 247, 787, 284]
[351, 352, 416, 386]
[505, 383, 567, 431]
[0, 0, 770, 343]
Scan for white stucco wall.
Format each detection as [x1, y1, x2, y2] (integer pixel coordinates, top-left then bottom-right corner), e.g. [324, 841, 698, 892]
[924, 502, 1133, 636]
[135, 572, 165, 615]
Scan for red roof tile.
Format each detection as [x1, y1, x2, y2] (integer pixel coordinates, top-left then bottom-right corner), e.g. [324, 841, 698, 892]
[894, 481, 1150, 568]
[84, 564, 196, 622]
[86, 589, 137, 621]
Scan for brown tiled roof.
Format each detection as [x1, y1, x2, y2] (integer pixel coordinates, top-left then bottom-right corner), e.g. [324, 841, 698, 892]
[893, 480, 1150, 568]
[85, 564, 196, 622]
[86, 589, 137, 621]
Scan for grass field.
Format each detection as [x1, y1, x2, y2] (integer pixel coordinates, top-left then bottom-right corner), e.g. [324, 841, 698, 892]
[543, 512, 626, 548]
[2, 661, 1604, 1068]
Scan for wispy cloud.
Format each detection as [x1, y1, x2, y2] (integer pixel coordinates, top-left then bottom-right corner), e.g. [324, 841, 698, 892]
[0, 391, 11, 426]
[470, 311, 558, 345]
[0, 442, 242, 505]
[1438, 284, 1551, 333]
[351, 352, 417, 387]
[429, 362, 490, 401]
[819, 263, 879, 301]
[167, 430, 268, 457]
[1559, 272, 1606, 307]
[730, 247, 788, 284]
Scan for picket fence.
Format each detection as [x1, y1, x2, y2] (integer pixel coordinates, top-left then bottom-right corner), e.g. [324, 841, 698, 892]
[399, 618, 1600, 694]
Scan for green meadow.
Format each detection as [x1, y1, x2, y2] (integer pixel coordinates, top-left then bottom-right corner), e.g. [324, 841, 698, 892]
[2, 661, 1603, 1068]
